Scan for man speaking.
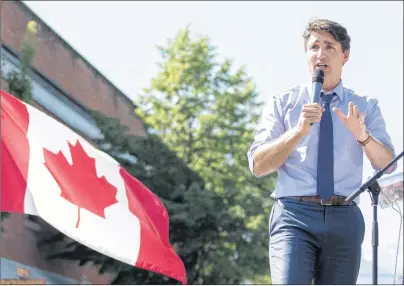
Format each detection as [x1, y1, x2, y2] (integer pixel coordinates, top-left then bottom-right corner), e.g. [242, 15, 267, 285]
[247, 18, 397, 284]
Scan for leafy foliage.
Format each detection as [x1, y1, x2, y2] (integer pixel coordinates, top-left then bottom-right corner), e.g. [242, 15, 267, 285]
[5, 20, 38, 104]
[34, 25, 276, 284]
[134, 26, 276, 283]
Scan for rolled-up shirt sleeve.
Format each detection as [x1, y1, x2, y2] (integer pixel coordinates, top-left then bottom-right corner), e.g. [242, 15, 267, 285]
[247, 94, 286, 176]
[365, 98, 397, 173]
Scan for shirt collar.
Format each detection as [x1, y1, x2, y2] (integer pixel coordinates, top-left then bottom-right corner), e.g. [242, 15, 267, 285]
[306, 78, 344, 102]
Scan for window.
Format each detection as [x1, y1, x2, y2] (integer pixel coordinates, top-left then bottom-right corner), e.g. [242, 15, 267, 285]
[1, 46, 102, 140]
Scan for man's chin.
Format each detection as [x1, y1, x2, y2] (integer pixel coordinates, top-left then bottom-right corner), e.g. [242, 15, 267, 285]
[323, 79, 342, 92]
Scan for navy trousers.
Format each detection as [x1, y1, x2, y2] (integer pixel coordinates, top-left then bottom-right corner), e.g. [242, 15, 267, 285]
[269, 198, 366, 284]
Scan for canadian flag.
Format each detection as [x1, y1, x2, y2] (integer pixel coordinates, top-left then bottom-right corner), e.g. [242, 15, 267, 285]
[1, 90, 186, 284]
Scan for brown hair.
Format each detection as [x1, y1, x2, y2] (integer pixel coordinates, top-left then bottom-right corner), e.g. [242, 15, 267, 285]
[303, 18, 351, 52]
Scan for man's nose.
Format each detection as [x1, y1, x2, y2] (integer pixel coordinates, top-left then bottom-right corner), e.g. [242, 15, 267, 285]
[317, 48, 327, 60]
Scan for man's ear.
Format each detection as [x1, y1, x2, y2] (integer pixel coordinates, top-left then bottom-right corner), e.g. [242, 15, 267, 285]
[343, 49, 350, 65]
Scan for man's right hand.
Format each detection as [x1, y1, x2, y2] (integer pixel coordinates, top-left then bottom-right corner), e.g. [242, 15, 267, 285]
[252, 103, 324, 177]
[296, 103, 324, 136]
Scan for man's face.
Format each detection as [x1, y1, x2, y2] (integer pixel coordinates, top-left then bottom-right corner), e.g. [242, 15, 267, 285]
[306, 31, 350, 90]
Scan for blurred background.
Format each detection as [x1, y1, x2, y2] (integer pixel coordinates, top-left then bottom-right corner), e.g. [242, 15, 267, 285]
[1, 1, 402, 284]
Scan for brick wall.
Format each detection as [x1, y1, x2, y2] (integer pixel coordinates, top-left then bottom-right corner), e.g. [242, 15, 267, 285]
[0, 1, 150, 283]
[0, 0, 146, 136]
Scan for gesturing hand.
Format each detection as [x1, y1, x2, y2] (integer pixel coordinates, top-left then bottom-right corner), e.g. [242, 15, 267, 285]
[333, 102, 367, 141]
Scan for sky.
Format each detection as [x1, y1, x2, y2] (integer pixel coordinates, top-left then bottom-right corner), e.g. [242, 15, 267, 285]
[23, 1, 403, 283]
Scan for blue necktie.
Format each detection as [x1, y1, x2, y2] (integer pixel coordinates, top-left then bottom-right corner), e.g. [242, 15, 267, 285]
[317, 92, 335, 201]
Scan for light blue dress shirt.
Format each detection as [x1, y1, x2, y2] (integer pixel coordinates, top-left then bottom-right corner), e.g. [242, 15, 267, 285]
[247, 80, 396, 203]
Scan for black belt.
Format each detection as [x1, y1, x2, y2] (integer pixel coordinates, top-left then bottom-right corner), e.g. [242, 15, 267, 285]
[285, 195, 353, 206]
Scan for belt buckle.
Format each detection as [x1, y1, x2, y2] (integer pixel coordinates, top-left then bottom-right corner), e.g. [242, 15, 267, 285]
[320, 199, 333, 206]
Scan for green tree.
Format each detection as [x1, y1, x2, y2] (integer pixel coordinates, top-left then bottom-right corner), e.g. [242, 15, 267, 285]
[135, 26, 276, 283]
[6, 20, 38, 104]
[21, 25, 275, 284]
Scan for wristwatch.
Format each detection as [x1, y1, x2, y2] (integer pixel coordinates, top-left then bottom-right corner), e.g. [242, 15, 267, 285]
[356, 130, 372, 146]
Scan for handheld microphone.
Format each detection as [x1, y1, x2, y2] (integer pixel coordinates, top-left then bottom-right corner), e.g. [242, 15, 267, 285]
[312, 68, 324, 104]
[311, 68, 324, 125]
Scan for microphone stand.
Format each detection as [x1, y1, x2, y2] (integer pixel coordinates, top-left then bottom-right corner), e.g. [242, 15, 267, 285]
[345, 150, 403, 285]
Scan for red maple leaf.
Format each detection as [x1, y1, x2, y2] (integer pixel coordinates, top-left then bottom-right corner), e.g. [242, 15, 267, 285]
[43, 140, 118, 228]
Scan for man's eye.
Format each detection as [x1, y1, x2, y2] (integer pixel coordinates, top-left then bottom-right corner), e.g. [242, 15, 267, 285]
[310, 45, 319, 50]
[327, 45, 335, 50]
